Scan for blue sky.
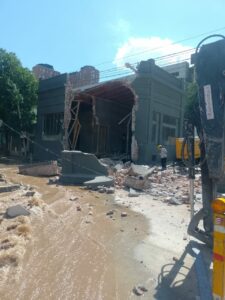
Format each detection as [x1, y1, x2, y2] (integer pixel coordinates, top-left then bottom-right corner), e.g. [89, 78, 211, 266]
[1, 0, 225, 77]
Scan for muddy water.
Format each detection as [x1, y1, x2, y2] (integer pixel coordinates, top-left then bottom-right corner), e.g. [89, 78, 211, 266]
[0, 166, 150, 300]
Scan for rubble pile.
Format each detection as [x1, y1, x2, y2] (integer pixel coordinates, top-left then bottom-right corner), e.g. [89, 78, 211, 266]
[108, 161, 202, 205]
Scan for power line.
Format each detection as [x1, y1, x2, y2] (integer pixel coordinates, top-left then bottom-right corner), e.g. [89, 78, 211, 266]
[94, 25, 225, 68]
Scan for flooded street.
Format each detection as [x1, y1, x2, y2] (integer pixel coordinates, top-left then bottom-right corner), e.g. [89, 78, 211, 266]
[0, 165, 150, 300]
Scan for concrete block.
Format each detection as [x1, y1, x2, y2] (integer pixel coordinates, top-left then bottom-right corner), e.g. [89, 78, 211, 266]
[60, 151, 109, 185]
[0, 184, 20, 193]
[6, 205, 30, 218]
[19, 161, 59, 177]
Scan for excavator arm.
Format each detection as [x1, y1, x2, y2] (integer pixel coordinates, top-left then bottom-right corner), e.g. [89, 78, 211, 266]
[187, 35, 225, 246]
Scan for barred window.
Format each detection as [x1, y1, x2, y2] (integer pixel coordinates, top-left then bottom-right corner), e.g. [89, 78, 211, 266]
[43, 113, 63, 136]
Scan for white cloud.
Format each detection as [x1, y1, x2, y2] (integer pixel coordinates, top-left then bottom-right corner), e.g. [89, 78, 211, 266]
[113, 36, 194, 68]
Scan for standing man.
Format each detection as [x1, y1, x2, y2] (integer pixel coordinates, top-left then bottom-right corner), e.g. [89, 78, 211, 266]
[158, 145, 167, 170]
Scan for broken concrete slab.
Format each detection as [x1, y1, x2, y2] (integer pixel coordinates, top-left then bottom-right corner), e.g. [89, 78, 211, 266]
[124, 176, 151, 190]
[19, 161, 59, 177]
[6, 205, 30, 218]
[128, 188, 141, 197]
[84, 176, 114, 189]
[0, 184, 20, 193]
[128, 164, 156, 178]
[60, 151, 108, 185]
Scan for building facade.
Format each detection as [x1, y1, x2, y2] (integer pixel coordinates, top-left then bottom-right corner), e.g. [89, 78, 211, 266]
[34, 60, 185, 163]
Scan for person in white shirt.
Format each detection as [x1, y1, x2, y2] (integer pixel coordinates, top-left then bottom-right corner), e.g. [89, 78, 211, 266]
[158, 145, 167, 170]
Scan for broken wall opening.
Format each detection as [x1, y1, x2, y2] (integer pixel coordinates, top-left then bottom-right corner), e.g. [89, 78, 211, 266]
[68, 81, 136, 159]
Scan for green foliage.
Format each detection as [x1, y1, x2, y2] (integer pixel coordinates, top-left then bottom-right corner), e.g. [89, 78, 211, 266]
[0, 48, 38, 133]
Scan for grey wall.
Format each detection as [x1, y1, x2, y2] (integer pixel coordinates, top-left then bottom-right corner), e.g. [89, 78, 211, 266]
[34, 74, 68, 161]
[132, 60, 184, 163]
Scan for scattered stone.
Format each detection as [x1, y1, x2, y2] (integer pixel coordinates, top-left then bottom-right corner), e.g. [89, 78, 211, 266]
[133, 286, 144, 296]
[25, 191, 36, 197]
[124, 176, 151, 190]
[88, 211, 93, 216]
[128, 188, 140, 197]
[183, 235, 188, 240]
[106, 210, 114, 216]
[121, 212, 127, 217]
[0, 184, 20, 193]
[133, 285, 148, 296]
[6, 205, 30, 218]
[168, 197, 182, 205]
[106, 187, 115, 194]
[138, 285, 148, 292]
[76, 206, 82, 211]
[181, 195, 189, 204]
[70, 196, 78, 201]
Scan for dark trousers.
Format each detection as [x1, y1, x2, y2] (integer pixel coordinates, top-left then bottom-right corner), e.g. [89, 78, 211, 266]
[161, 158, 167, 170]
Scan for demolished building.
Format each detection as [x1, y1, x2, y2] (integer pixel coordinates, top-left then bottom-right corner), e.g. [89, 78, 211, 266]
[34, 59, 185, 163]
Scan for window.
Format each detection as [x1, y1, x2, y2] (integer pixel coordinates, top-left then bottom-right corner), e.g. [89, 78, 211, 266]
[162, 126, 176, 143]
[43, 113, 64, 137]
[163, 115, 176, 126]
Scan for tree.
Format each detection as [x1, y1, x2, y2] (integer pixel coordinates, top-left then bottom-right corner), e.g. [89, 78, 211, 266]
[0, 49, 38, 153]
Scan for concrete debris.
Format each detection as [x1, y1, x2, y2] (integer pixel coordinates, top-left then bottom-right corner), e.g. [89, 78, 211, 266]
[25, 191, 36, 197]
[133, 285, 148, 296]
[6, 205, 30, 218]
[48, 176, 59, 184]
[84, 176, 114, 189]
[124, 176, 151, 190]
[112, 164, 202, 205]
[19, 161, 59, 177]
[87, 185, 115, 194]
[70, 196, 79, 201]
[106, 210, 114, 216]
[128, 164, 156, 178]
[60, 151, 108, 185]
[121, 212, 127, 217]
[0, 184, 20, 193]
[167, 197, 182, 205]
[0, 174, 6, 182]
[76, 205, 82, 211]
[128, 188, 140, 197]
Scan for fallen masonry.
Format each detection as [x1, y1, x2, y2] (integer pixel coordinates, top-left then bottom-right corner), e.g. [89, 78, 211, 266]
[6, 205, 30, 218]
[102, 159, 202, 205]
[19, 161, 59, 177]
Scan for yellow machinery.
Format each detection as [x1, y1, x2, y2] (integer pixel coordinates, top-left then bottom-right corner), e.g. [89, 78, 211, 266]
[176, 137, 200, 161]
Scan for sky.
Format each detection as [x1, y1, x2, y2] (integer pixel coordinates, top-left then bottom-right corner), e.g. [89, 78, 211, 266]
[1, 0, 225, 79]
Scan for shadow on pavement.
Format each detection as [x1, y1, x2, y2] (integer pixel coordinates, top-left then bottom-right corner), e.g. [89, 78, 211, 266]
[154, 240, 212, 300]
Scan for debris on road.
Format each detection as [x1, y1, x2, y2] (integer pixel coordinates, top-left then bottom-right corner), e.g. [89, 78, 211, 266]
[121, 212, 127, 217]
[108, 161, 202, 206]
[128, 188, 141, 197]
[6, 205, 30, 218]
[19, 161, 59, 177]
[133, 284, 148, 296]
[76, 205, 82, 211]
[106, 210, 114, 216]
[70, 196, 79, 201]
